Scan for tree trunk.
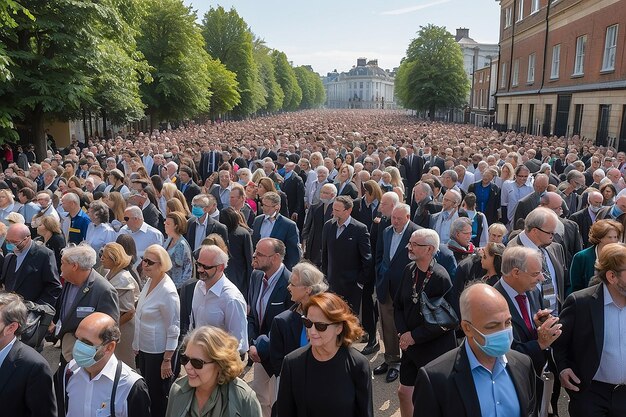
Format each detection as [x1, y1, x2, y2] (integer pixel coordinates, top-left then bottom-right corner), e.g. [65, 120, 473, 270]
[32, 105, 47, 161]
[429, 106, 436, 121]
[101, 109, 107, 140]
[88, 111, 93, 137]
[82, 107, 88, 142]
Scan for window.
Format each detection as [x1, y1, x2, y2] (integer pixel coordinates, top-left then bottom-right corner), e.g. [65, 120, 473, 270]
[602, 25, 618, 71]
[528, 53, 536, 83]
[517, 0, 524, 21]
[512, 59, 519, 86]
[505, 7, 512, 28]
[531, 0, 540, 13]
[500, 62, 507, 88]
[550, 44, 560, 79]
[573, 35, 586, 76]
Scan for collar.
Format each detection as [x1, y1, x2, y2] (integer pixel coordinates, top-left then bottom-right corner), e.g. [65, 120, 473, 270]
[79, 354, 119, 382]
[135, 222, 149, 233]
[0, 337, 16, 358]
[603, 283, 623, 308]
[518, 232, 540, 251]
[499, 277, 523, 301]
[141, 199, 150, 210]
[265, 211, 278, 221]
[196, 214, 209, 227]
[200, 274, 226, 296]
[464, 338, 508, 372]
[393, 221, 409, 236]
[266, 264, 286, 285]
[338, 216, 352, 229]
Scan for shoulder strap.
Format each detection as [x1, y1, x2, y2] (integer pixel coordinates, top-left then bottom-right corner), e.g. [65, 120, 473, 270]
[110, 360, 123, 417]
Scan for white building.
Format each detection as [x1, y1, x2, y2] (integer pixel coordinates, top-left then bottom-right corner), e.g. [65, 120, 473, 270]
[323, 58, 397, 109]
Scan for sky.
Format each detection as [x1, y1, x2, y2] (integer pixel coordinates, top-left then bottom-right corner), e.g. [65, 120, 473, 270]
[183, 0, 501, 75]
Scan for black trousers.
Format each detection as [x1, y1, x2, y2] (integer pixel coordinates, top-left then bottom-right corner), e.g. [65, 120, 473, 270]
[136, 351, 172, 417]
[569, 381, 626, 417]
[360, 278, 379, 340]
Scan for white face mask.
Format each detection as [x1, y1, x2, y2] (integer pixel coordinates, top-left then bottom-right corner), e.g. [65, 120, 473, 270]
[589, 205, 602, 213]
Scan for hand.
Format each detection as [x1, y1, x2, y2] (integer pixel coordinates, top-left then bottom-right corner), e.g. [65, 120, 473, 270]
[536, 315, 562, 350]
[160, 360, 173, 379]
[533, 309, 553, 328]
[291, 213, 298, 221]
[48, 322, 56, 333]
[248, 346, 261, 363]
[398, 332, 415, 351]
[560, 368, 581, 391]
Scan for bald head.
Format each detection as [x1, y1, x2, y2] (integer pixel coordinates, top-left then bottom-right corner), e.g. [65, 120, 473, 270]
[533, 173, 549, 194]
[77, 312, 116, 334]
[459, 283, 509, 323]
[6, 223, 30, 240]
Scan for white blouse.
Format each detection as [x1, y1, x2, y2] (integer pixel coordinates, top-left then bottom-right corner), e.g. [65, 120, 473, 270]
[132, 274, 180, 353]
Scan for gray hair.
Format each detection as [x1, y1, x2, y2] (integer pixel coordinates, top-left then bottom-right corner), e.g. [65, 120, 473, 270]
[199, 244, 229, 269]
[292, 262, 328, 295]
[125, 205, 144, 220]
[393, 203, 411, 217]
[316, 165, 329, 175]
[192, 194, 210, 207]
[501, 246, 542, 276]
[442, 169, 458, 183]
[411, 228, 440, 251]
[593, 169, 606, 179]
[62, 244, 97, 270]
[89, 200, 109, 224]
[450, 217, 472, 237]
[62, 192, 80, 205]
[524, 207, 558, 233]
[0, 292, 28, 336]
[447, 189, 462, 205]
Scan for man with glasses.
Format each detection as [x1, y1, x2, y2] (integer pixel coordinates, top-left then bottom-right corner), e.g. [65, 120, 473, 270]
[247, 237, 292, 417]
[570, 190, 603, 248]
[63, 312, 150, 417]
[118, 206, 163, 265]
[187, 245, 247, 355]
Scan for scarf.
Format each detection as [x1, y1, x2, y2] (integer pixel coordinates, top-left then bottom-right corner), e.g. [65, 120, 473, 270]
[191, 382, 228, 417]
[447, 238, 475, 255]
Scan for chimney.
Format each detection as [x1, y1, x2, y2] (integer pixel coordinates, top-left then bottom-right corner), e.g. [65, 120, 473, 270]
[367, 59, 378, 66]
[357, 57, 367, 67]
[455, 28, 469, 41]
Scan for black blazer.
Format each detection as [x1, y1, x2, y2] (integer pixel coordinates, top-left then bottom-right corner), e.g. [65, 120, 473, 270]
[251, 214, 301, 271]
[375, 221, 419, 302]
[178, 277, 198, 340]
[199, 151, 223, 181]
[301, 202, 332, 267]
[401, 154, 424, 192]
[0, 340, 57, 417]
[142, 202, 163, 231]
[247, 267, 293, 375]
[44, 232, 66, 273]
[0, 242, 62, 307]
[412, 198, 442, 228]
[224, 226, 253, 297]
[335, 181, 358, 199]
[467, 181, 500, 225]
[185, 216, 229, 252]
[413, 341, 536, 417]
[553, 283, 605, 398]
[180, 181, 201, 208]
[321, 217, 372, 288]
[569, 208, 594, 248]
[281, 173, 305, 222]
[268, 306, 302, 377]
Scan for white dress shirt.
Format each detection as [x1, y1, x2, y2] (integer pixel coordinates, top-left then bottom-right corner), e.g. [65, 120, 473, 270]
[593, 284, 626, 384]
[118, 222, 164, 263]
[86, 222, 118, 254]
[133, 275, 180, 353]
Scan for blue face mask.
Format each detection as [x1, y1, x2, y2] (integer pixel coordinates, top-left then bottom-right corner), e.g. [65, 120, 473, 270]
[5, 243, 15, 252]
[471, 325, 513, 357]
[611, 205, 623, 218]
[191, 206, 205, 218]
[72, 339, 103, 368]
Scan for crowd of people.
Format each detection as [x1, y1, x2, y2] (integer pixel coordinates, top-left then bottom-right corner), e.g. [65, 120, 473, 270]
[0, 109, 625, 417]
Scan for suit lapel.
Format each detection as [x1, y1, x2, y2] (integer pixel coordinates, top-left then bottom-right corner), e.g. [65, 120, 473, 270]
[0, 341, 19, 396]
[390, 225, 412, 264]
[506, 354, 530, 415]
[495, 282, 534, 340]
[545, 246, 565, 303]
[591, 284, 605, 358]
[64, 272, 95, 320]
[453, 344, 482, 416]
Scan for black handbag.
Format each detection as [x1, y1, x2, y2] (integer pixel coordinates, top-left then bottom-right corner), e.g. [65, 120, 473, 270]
[417, 266, 459, 332]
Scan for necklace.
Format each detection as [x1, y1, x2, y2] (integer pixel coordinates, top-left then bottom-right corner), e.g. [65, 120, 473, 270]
[411, 261, 434, 304]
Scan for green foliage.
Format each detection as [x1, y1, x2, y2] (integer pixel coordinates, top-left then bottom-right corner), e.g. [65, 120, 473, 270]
[206, 57, 240, 117]
[201, 6, 264, 118]
[294, 66, 325, 109]
[395, 24, 469, 117]
[272, 51, 301, 111]
[253, 39, 284, 114]
[137, 0, 211, 124]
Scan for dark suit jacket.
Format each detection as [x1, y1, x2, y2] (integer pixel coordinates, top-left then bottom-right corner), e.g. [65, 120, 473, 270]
[302, 202, 332, 266]
[0, 340, 57, 417]
[513, 192, 541, 227]
[209, 184, 229, 211]
[569, 208, 594, 248]
[281, 173, 305, 226]
[401, 154, 424, 193]
[494, 280, 548, 374]
[553, 217, 583, 270]
[180, 181, 201, 208]
[412, 198, 442, 228]
[224, 226, 253, 296]
[185, 215, 229, 252]
[178, 277, 198, 340]
[199, 151, 223, 181]
[0, 243, 62, 307]
[467, 181, 501, 225]
[269, 307, 302, 377]
[54, 269, 120, 340]
[413, 342, 536, 417]
[247, 267, 292, 376]
[423, 155, 445, 173]
[142, 202, 163, 231]
[251, 214, 301, 271]
[321, 217, 372, 289]
[335, 181, 358, 199]
[553, 283, 605, 398]
[376, 221, 419, 302]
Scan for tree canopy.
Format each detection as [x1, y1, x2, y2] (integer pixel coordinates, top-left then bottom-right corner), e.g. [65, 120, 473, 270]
[273, 50, 302, 111]
[395, 24, 469, 119]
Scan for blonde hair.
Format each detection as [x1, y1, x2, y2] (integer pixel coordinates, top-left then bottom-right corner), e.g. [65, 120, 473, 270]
[143, 244, 173, 272]
[102, 242, 132, 279]
[107, 192, 126, 222]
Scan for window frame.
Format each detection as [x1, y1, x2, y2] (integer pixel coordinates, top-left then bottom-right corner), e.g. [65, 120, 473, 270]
[550, 44, 560, 79]
[527, 53, 536, 83]
[602, 24, 618, 72]
[512, 59, 520, 87]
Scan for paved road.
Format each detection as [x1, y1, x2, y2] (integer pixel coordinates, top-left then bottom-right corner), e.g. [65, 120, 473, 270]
[43, 337, 569, 417]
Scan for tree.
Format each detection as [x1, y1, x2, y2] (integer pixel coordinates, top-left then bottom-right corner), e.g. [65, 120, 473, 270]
[272, 51, 301, 111]
[137, 0, 211, 129]
[205, 57, 240, 118]
[395, 24, 469, 119]
[201, 6, 265, 118]
[294, 66, 325, 109]
[253, 39, 284, 114]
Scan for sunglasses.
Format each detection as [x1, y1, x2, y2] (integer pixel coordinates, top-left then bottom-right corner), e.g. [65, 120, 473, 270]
[180, 354, 213, 369]
[141, 257, 159, 266]
[301, 316, 339, 332]
[195, 261, 219, 271]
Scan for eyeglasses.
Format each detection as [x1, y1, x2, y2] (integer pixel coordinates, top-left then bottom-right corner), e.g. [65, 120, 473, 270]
[301, 316, 340, 332]
[252, 252, 274, 258]
[180, 354, 213, 369]
[141, 257, 160, 266]
[195, 261, 219, 271]
[535, 227, 555, 237]
[522, 270, 543, 278]
[407, 241, 430, 248]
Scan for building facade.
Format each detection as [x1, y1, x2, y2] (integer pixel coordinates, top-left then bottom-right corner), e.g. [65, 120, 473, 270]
[323, 58, 397, 109]
[495, 0, 626, 149]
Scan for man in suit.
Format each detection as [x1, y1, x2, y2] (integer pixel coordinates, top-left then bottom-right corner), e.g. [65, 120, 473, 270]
[186, 194, 229, 252]
[129, 180, 163, 231]
[374, 204, 418, 383]
[412, 283, 537, 417]
[513, 173, 549, 228]
[429, 189, 466, 244]
[423, 145, 445, 173]
[507, 207, 568, 313]
[229, 185, 255, 228]
[280, 162, 305, 231]
[467, 168, 500, 225]
[150, 154, 165, 177]
[302, 183, 335, 267]
[321, 195, 372, 313]
[0, 292, 57, 417]
[209, 169, 233, 211]
[199, 146, 222, 182]
[400, 146, 424, 196]
[247, 238, 292, 417]
[251, 191, 301, 271]
[177, 166, 201, 208]
[553, 242, 626, 417]
[540, 192, 583, 269]
[411, 181, 442, 227]
[570, 190, 603, 248]
[0, 224, 62, 308]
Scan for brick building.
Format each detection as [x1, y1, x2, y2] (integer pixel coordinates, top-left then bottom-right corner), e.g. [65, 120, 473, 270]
[495, 0, 626, 149]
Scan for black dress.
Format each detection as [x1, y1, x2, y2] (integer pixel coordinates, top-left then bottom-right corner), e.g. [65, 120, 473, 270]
[276, 345, 373, 417]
